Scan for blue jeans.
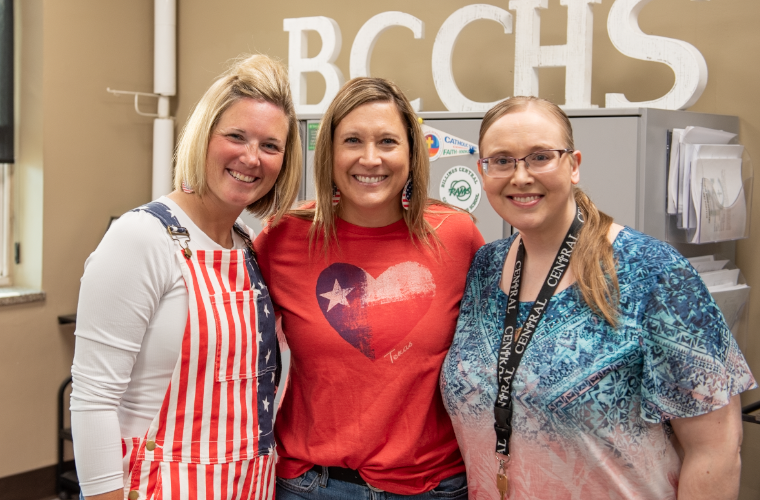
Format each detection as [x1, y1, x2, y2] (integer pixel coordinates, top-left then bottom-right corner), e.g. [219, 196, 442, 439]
[276, 468, 468, 500]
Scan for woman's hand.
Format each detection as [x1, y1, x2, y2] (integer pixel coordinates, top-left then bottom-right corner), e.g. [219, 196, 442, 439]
[671, 394, 743, 500]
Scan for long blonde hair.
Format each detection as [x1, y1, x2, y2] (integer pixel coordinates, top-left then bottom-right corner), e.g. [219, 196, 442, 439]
[174, 54, 302, 225]
[291, 77, 452, 250]
[480, 96, 619, 326]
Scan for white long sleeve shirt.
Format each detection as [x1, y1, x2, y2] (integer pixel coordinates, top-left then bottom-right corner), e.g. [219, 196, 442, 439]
[70, 197, 252, 496]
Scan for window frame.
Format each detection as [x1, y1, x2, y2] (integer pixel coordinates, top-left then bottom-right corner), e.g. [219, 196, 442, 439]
[0, 0, 13, 287]
[0, 163, 10, 285]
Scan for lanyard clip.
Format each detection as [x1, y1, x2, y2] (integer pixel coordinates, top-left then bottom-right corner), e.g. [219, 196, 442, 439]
[497, 453, 511, 472]
[167, 225, 192, 259]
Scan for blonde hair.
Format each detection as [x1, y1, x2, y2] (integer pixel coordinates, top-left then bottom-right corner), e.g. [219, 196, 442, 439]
[480, 96, 620, 326]
[291, 77, 451, 249]
[174, 54, 302, 225]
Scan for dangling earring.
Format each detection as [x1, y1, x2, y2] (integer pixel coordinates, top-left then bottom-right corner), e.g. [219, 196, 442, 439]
[401, 177, 412, 211]
[181, 180, 194, 194]
[332, 184, 341, 207]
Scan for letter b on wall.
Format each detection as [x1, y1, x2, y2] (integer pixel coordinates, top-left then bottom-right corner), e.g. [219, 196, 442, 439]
[283, 17, 346, 114]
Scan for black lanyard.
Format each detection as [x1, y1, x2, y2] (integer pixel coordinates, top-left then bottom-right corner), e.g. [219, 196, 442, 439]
[494, 206, 584, 456]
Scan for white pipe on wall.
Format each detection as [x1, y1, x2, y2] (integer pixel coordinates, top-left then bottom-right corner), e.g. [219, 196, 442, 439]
[154, 0, 176, 97]
[152, 0, 176, 200]
[153, 117, 175, 198]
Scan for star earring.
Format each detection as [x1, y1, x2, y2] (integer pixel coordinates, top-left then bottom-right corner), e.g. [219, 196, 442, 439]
[181, 180, 194, 194]
[332, 184, 341, 207]
[401, 177, 412, 210]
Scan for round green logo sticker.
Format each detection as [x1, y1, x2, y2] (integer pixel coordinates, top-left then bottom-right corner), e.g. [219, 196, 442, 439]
[439, 166, 481, 212]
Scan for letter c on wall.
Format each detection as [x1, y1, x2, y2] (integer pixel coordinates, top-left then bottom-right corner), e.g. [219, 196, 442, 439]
[283, 16, 346, 114]
[432, 4, 513, 112]
[605, 0, 708, 110]
[350, 12, 425, 111]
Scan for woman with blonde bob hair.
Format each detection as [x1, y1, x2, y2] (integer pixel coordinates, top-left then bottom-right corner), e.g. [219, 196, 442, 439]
[175, 54, 302, 223]
[71, 54, 300, 500]
[254, 77, 484, 499]
[441, 96, 755, 499]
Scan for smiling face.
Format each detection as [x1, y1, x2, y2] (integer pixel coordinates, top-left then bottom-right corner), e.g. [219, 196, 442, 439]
[332, 101, 410, 227]
[478, 106, 581, 236]
[204, 98, 289, 215]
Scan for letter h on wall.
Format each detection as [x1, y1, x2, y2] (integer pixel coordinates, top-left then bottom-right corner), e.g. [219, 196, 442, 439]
[510, 0, 601, 109]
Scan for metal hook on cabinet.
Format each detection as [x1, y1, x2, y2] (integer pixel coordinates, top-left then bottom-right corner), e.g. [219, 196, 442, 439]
[106, 88, 172, 119]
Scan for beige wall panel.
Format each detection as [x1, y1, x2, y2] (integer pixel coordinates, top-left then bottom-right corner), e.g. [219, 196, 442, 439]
[0, 0, 154, 478]
[177, 0, 526, 121]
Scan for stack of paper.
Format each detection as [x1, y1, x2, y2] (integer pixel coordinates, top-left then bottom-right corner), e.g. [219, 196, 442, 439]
[686, 255, 750, 333]
[667, 127, 746, 243]
[687, 254, 729, 273]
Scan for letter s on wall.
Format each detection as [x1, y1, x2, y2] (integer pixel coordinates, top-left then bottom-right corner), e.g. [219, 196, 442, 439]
[605, 0, 707, 110]
[350, 12, 425, 111]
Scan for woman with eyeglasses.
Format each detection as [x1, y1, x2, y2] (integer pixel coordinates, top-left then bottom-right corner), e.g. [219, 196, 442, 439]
[440, 96, 755, 499]
[254, 77, 484, 499]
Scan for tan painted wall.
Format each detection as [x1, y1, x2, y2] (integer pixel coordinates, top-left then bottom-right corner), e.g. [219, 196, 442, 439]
[1, 1, 759, 497]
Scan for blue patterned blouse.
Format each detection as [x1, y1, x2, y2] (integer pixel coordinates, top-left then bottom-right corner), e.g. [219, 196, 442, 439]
[441, 227, 755, 500]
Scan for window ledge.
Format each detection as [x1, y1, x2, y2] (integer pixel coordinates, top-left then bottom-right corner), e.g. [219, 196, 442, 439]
[0, 287, 46, 306]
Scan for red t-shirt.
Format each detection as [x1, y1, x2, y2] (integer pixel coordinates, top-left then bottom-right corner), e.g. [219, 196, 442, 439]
[253, 207, 484, 494]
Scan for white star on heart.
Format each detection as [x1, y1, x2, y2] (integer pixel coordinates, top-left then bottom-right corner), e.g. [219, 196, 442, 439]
[263, 397, 270, 412]
[264, 304, 270, 317]
[265, 349, 271, 363]
[320, 279, 354, 312]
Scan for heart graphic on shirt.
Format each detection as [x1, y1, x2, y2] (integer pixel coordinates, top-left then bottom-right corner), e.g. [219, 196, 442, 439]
[316, 262, 436, 360]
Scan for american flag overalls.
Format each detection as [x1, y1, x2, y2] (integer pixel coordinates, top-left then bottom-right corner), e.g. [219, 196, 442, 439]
[120, 202, 277, 500]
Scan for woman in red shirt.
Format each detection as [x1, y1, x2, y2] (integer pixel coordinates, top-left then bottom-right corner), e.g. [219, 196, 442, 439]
[254, 77, 484, 499]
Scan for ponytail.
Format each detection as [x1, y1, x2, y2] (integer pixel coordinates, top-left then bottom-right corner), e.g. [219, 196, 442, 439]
[572, 187, 619, 326]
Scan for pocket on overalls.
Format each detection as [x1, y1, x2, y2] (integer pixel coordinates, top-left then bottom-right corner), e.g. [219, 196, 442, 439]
[212, 290, 262, 382]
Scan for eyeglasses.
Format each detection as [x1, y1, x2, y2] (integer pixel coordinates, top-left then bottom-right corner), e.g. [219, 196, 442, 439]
[478, 149, 574, 178]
